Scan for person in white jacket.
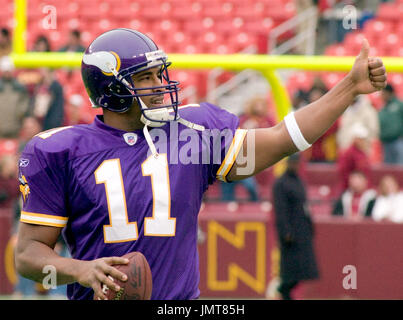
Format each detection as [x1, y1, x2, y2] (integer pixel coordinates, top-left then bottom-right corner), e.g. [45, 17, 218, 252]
[372, 175, 403, 223]
[336, 95, 379, 151]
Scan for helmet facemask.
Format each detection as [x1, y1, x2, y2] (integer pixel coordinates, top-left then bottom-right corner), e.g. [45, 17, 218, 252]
[105, 50, 180, 127]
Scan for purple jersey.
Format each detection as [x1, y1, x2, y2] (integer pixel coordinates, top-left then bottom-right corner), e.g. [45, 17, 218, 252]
[18, 102, 246, 300]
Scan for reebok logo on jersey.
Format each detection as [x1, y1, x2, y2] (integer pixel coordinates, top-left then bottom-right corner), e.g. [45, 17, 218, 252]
[19, 158, 30, 167]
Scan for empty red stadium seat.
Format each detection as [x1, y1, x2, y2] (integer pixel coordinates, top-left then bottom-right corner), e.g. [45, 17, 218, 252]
[152, 19, 180, 35]
[109, 3, 141, 20]
[77, 2, 107, 20]
[363, 20, 392, 39]
[377, 3, 402, 21]
[170, 3, 201, 21]
[0, 139, 18, 156]
[324, 44, 347, 56]
[52, 2, 80, 21]
[141, 3, 172, 21]
[183, 17, 216, 35]
[378, 33, 400, 56]
[215, 17, 245, 35]
[233, 4, 265, 21]
[343, 32, 366, 54]
[287, 72, 315, 92]
[320, 72, 345, 89]
[228, 32, 257, 52]
[170, 30, 188, 45]
[243, 18, 274, 35]
[125, 19, 151, 34]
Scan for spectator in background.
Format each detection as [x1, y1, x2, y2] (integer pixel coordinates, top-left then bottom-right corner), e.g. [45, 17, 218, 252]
[332, 170, 376, 219]
[292, 89, 310, 110]
[221, 96, 276, 202]
[273, 153, 319, 300]
[337, 123, 372, 192]
[65, 94, 92, 125]
[0, 27, 12, 57]
[239, 96, 276, 129]
[378, 84, 403, 164]
[32, 68, 64, 131]
[58, 29, 86, 52]
[18, 116, 42, 152]
[0, 153, 19, 209]
[16, 35, 52, 99]
[32, 35, 51, 52]
[0, 57, 30, 138]
[291, 76, 328, 111]
[310, 76, 328, 94]
[336, 95, 379, 151]
[372, 175, 403, 223]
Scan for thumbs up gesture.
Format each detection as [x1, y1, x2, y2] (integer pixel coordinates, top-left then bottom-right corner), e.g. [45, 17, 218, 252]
[349, 39, 387, 95]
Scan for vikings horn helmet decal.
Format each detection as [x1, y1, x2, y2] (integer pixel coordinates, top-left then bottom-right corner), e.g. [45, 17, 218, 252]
[82, 51, 121, 76]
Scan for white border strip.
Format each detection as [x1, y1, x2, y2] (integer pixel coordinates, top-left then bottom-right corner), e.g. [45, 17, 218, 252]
[20, 213, 68, 227]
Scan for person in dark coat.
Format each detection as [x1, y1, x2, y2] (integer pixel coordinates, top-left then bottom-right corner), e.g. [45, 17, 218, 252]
[272, 153, 319, 300]
[32, 68, 64, 131]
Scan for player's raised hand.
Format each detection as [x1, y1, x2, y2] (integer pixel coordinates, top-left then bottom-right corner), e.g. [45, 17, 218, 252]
[349, 38, 387, 95]
[73, 256, 129, 300]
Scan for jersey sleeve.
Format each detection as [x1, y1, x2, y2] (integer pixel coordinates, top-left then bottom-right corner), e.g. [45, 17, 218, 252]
[18, 142, 69, 228]
[200, 103, 247, 186]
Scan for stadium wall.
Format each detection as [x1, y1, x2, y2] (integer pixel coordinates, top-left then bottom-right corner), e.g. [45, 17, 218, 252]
[197, 206, 403, 299]
[2, 205, 403, 298]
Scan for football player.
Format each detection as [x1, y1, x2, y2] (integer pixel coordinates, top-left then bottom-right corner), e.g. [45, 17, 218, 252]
[15, 29, 386, 300]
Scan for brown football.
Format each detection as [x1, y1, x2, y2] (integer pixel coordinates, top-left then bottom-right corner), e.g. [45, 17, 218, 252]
[102, 251, 152, 300]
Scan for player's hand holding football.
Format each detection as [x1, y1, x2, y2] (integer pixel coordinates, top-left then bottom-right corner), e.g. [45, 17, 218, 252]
[348, 38, 387, 95]
[73, 256, 129, 300]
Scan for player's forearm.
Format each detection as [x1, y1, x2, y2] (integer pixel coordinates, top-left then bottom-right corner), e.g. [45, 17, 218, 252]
[294, 74, 357, 144]
[227, 75, 358, 182]
[15, 240, 81, 286]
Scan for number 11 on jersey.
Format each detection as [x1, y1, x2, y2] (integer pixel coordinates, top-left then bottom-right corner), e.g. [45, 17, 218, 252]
[95, 155, 175, 243]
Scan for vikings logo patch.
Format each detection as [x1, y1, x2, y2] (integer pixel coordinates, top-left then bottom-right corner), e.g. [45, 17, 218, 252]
[19, 175, 30, 203]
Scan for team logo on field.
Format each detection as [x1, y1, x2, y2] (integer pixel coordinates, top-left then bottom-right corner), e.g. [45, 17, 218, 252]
[123, 133, 138, 146]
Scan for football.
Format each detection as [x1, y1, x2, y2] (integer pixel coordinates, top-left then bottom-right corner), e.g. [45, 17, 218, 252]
[102, 251, 152, 300]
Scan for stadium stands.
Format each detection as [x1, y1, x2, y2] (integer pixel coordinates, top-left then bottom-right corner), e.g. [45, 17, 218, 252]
[5, 0, 401, 117]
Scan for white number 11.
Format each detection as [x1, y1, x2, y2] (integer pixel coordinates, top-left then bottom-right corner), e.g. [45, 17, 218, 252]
[94, 155, 175, 243]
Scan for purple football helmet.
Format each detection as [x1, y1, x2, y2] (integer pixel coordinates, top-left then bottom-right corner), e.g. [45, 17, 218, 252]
[81, 28, 180, 123]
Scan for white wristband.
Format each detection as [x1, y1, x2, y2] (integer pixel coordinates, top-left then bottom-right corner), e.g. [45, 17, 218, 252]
[284, 112, 312, 151]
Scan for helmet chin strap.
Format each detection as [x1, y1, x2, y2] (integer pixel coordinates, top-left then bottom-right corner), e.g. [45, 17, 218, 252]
[139, 98, 173, 128]
[138, 98, 205, 158]
[107, 63, 205, 156]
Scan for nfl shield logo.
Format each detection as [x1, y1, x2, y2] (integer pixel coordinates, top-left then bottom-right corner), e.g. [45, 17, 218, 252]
[123, 133, 138, 146]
